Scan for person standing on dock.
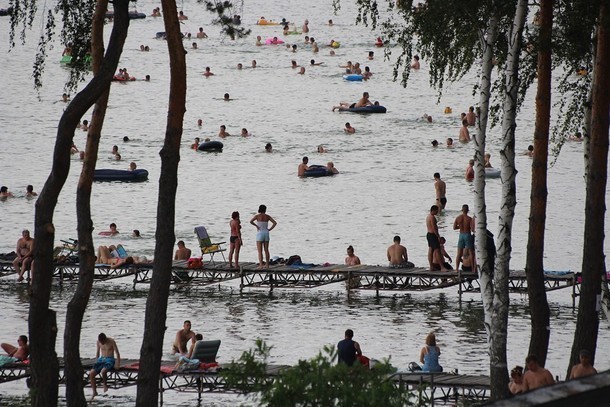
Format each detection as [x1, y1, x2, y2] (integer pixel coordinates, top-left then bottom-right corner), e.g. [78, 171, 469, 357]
[89, 333, 121, 401]
[229, 211, 243, 269]
[250, 205, 277, 269]
[453, 204, 474, 271]
[427, 206, 449, 271]
[433, 173, 447, 210]
[337, 329, 362, 366]
[387, 236, 414, 268]
[522, 355, 554, 391]
[172, 321, 197, 355]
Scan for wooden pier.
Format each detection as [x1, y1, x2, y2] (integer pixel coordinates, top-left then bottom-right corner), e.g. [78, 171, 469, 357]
[0, 358, 491, 405]
[0, 260, 580, 304]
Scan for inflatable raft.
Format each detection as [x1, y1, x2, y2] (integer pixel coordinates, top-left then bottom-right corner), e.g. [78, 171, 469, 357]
[0, 7, 13, 16]
[485, 168, 501, 178]
[106, 11, 146, 19]
[346, 105, 387, 113]
[94, 169, 149, 182]
[257, 19, 280, 25]
[343, 74, 363, 82]
[198, 140, 224, 152]
[303, 165, 334, 178]
[265, 37, 285, 45]
[112, 75, 136, 81]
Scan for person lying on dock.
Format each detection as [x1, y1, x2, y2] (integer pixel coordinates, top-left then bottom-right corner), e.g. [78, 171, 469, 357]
[97, 245, 122, 264]
[1, 335, 29, 362]
[387, 235, 414, 269]
[172, 320, 197, 356]
[109, 256, 150, 269]
[90, 333, 120, 401]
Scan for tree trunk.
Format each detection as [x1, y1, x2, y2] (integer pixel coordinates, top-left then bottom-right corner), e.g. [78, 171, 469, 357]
[136, 0, 186, 405]
[473, 8, 498, 398]
[489, 0, 527, 399]
[568, 1, 610, 377]
[525, 0, 553, 366]
[29, 1, 131, 405]
[64, 1, 130, 406]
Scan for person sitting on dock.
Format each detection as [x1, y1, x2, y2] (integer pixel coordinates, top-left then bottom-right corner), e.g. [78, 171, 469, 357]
[337, 329, 362, 366]
[172, 320, 197, 356]
[433, 237, 453, 270]
[89, 333, 120, 401]
[419, 332, 442, 372]
[522, 354, 554, 391]
[12, 229, 34, 282]
[187, 333, 204, 359]
[569, 349, 597, 379]
[1, 335, 29, 361]
[175, 240, 192, 260]
[509, 365, 525, 394]
[387, 235, 414, 269]
[345, 245, 361, 266]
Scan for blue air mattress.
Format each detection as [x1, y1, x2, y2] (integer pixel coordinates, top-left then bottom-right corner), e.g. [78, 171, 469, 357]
[343, 74, 363, 81]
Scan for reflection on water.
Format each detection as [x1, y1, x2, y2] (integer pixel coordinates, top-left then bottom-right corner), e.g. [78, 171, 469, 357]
[0, 0, 609, 404]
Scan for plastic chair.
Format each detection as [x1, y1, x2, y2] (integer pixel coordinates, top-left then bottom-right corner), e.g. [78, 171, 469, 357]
[194, 226, 226, 265]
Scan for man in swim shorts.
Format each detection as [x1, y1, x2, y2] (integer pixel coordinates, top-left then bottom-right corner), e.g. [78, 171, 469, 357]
[453, 204, 474, 271]
[427, 205, 448, 271]
[89, 333, 120, 400]
[12, 230, 34, 282]
[354, 92, 373, 108]
[434, 173, 447, 209]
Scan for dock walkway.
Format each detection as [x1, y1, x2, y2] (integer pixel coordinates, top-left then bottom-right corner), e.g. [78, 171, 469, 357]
[0, 358, 490, 405]
[0, 260, 579, 304]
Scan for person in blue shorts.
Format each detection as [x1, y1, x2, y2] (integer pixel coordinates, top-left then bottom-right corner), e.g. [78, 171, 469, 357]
[89, 333, 121, 401]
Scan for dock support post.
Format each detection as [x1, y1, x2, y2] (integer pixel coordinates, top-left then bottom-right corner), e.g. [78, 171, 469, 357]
[159, 376, 164, 406]
[240, 265, 244, 293]
[572, 274, 576, 309]
[375, 275, 379, 297]
[347, 271, 351, 299]
[458, 269, 463, 302]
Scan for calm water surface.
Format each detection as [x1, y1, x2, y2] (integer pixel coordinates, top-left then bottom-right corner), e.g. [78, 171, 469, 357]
[0, 0, 608, 404]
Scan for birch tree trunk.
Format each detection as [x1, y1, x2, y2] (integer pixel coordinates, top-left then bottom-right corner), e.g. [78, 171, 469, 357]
[473, 13, 497, 393]
[64, 1, 130, 405]
[568, 1, 610, 377]
[525, 0, 553, 366]
[135, 0, 186, 404]
[489, 0, 527, 398]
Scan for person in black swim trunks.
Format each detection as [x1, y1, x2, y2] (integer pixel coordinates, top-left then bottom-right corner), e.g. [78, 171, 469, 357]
[434, 172, 447, 209]
[426, 205, 449, 271]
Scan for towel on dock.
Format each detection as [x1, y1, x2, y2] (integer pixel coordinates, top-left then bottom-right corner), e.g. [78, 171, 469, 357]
[543, 270, 573, 276]
[0, 356, 19, 367]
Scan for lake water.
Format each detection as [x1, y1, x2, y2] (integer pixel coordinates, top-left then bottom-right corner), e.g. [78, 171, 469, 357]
[0, 0, 608, 405]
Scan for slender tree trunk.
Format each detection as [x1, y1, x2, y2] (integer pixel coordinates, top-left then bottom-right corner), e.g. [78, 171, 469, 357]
[29, 1, 130, 404]
[473, 9, 498, 398]
[568, 1, 610, 377]
[63, 1, 130, 405]
[136, 0, 186, 405]
[525, 0, 553, 366]
[488, 0, 527, 399]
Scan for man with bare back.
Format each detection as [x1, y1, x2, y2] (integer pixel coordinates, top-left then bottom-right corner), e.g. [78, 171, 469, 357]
[522, 355, 554, 392]
[172, 320, 197, 355]
[453, 204, 474, 271]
